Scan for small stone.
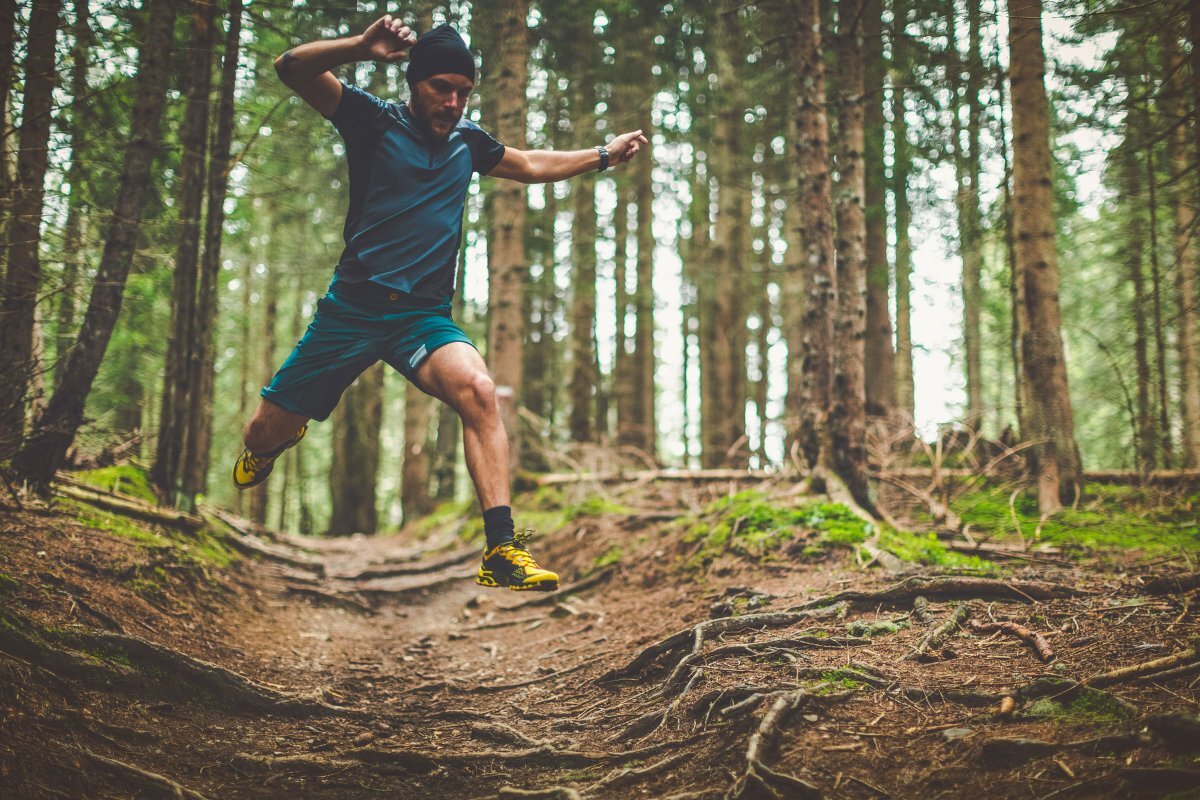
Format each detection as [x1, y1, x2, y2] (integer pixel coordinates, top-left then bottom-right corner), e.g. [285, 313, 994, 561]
[803, 714, 820, 722]
[942, 727, 976, 741]
[353, 731, 376, 746]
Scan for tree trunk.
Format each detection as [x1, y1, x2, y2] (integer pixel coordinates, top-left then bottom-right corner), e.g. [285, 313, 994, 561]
[614, 182, 634, 446]
[792, 0, 838, 472]
[832, 0, 871, 505]
[481, 0, 528, 468]
[567, 80, 598, 444]
[862, 0, 894, 417]
[248, 269, 278, 527]
[782, 86, 806, 460]
[400, 382, 434, 523]
[13, 0, 180, 488]
[153, 0, 216, 498]
[1142, 101, 1171, 469]
[630, 85, 657, 458]
[55, 0, 92, 384]
[703, 5, 748, 468]
[327, 363, 382, 534]
[0, 0, 62, 455]
[0, 0, 19, 257]
[891, 0, 915, 422]
[954, 0, 985, 427]
[1121, 138, 1154, 472]
[1007, 0, 1082, 510]
[996, 32, 1027, 438]
[1165, 34, 1200, 467]
[183, 0, 243, 502]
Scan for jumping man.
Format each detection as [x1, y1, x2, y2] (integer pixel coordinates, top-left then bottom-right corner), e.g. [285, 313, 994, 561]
[231, 18, 647, 591]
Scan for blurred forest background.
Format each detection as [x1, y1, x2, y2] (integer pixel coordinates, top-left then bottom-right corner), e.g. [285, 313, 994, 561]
[0, 0, 1196, 534]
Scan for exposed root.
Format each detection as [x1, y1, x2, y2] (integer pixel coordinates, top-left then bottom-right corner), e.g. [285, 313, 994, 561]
[348, 737, 696, 771]
[77, 747, 209, 799]
[497, 787, 582, 800]
[979, 733, 1146, 767]
[55, 479, 203, 531]
[1140, 572, 1200, 595]
[333, 546, 480, 581]
[350, 573, 463, 598]
[663, 634, 870, 695]
[500, 567, 616, 610]
[787, 576, 1084, 612]
[725, 689, 821, 800]
[587, 751, 690, 793]
[201, 505, 325, 575]
[598, 605, 849, 684]
[230, 751, 360, 774]
[969, 618, 1055, 663]
[466, 654, 605, 693]
[904, 603, 969, 661]
[284, 584, 375, 615]
[1131, 660, 1200, 684]
[468, 721, 552, 748]
[614, 668, 705, 742]
[1085, 647, 1197, 688]
[55, 628, 355, 717]
[1146, 712, 1200, 749]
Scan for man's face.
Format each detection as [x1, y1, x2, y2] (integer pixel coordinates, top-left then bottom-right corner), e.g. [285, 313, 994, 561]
[409, 73, 474, 139]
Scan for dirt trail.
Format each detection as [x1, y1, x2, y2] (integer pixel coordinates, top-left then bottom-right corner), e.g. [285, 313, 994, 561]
[2, 484, 1199, 799]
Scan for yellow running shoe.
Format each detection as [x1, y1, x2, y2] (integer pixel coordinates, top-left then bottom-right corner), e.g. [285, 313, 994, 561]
[231, 425, 308, 490]
[476, 531, 559, 592]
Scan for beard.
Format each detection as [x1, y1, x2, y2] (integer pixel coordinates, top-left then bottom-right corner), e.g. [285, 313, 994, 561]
[412, 97, 462, 139]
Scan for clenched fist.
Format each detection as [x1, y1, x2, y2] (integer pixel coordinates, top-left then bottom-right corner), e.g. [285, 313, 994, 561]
[361, 15, 417, 63]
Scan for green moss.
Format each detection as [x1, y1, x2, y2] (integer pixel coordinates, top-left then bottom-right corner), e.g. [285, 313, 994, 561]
[592, 544, 623, 571]
[564, 495, 631, 521]
[875, 527, 996, 573]
[0, 573, 16, 593]
[1021, 688, 1133, 726]
[813, 671, 867, 692]
[73, 465, 158, 504]
[88, 644, 132, 668]
[410, 498, 475, 540]
[63, 500, 170, 549]
[683, 490, 876, 571]
[845, 619, 907, 638]
[953, 484, 1200, 557]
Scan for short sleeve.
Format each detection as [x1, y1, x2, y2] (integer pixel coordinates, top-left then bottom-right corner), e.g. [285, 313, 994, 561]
[460, 124, 506, 175]
[327, 81, 394, 145]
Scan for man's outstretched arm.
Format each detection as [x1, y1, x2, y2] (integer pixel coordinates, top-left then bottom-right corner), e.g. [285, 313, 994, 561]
[274, 16, 416, 117]
[488, 129, 649, 184]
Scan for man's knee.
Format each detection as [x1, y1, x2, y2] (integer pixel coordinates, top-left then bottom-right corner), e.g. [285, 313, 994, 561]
[454, 371, 498, 422]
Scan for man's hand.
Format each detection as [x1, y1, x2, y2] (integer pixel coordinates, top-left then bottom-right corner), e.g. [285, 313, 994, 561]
[360, 16, 417, 63]
[606, 129, 649, 167]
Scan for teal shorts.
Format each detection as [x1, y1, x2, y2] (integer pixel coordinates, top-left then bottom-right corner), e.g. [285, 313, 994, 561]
[261, 280, 475, 421]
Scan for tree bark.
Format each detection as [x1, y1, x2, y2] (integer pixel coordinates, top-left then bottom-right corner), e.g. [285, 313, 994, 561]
[862, 0, 894, 417]
[954, 0, 985, 428]
[891, 0, 915, 422]
[832, 0, 871, 505]
[1121, 136, 1154, 472]
[0, 0, 19, 257]
[248, 268, 278, 527]
[55, 0, 92, 385]
[792, 0, 838, 473]
[0, 0, 62, 455]
[183, 0, 244, 501]
[630, 75, 657, 458]
[1007, 0, 1082, 510]
[1141, 97, 1171, 469]
[481, 0, 528, 468]
[400, 382, 434, 523]
[12, 0, 180, 487]
[1164, 34, 1200, 467]
[153, 0, 216, 498]
[567, 81, 598, 443]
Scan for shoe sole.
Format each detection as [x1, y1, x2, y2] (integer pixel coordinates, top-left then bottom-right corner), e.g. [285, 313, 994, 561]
[475, 574, 559, 592]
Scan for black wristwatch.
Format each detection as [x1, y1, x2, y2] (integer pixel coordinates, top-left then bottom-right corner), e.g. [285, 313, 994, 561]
[595, 145, 610, 172]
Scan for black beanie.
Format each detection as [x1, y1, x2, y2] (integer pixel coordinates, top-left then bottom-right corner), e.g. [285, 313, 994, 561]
[406, 25, 476, 87]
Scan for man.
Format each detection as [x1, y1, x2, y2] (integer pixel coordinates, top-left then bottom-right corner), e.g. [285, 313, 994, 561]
[232, 18, 647, 592]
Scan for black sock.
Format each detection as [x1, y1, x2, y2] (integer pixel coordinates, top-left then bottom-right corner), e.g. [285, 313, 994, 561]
[482, 505, 515, 550]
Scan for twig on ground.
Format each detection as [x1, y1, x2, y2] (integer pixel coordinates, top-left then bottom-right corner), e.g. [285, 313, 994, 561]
[1085, 647, 1198, 688]
[969, 618, 1055, 663]
[905, 603, 970, 661]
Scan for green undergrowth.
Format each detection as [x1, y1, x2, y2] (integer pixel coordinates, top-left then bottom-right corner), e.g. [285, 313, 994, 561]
[59, 498, 239, 571]
[951, 484, 1200, 558]
[680, 489, 993, 573]
[1020, 686, 1134, 727]
[450, 487, 631, 547]
[73, 465, 158, 504]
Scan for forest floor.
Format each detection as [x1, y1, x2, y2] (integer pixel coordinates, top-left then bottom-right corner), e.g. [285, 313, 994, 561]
[1, 468, 1199, 799]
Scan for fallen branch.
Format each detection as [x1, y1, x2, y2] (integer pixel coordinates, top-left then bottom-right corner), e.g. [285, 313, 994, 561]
[598, 606, 849, 684]
[1140, 573, 1200, 595]
[725, 689, 821, 799]
[77, 747, 209, 799]
[969, 618, 1055, 663]
[904, 603, 969, 661]
[1085, 648, 1198, 688]
[787, 576, 1084, 612]
[55, 481, 203, 531]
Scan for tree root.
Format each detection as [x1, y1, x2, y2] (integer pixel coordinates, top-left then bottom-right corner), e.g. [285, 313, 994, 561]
[500, 568, 616, 610]
[662, 634, 870, 695]
[587, 751, 690, 794]
[465, 654, 605, 693]
[1085, 647, 1197, 688]
[333, 546, 480, 581]
[200, 505, 325, 575]
[497, 787, 582, 800]
[55, 479, 204, 531]
[77, 747, 209, 799]
[904, 603, 969, 661]
[1145, 712, 1200, 750]
[231, 751, 360, 775]
[598, 605, 849, 684]
[614, 668, 705, 742]
[1140, 572, 1200, 595]
[979, 733, 1146, 767]
[468, 721, 552, 749]
[284, 584, 375, 615]
[350, 573, 463, 598]
[969, 618, 1055, 663]
[54, 628, 355, 717]
[348, 737, 696, 771]
[786, 577, 1085, 612]
[725, 689, 821, 800]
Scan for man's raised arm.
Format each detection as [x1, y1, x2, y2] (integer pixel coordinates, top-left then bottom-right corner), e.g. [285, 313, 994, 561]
[274, 16, 416, 117]
[487, 129, 649, 184]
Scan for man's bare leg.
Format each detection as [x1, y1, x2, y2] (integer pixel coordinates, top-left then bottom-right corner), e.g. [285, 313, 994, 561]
[413, 342, 509, 509]
[243, 399, 310, 454]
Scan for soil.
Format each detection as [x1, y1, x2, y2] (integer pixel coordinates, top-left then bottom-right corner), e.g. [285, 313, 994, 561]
[1, 480, 1198, 800]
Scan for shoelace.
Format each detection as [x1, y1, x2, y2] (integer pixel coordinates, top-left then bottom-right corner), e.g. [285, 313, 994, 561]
[501, 530, 539, 569]
[240, 450, 271, 472]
